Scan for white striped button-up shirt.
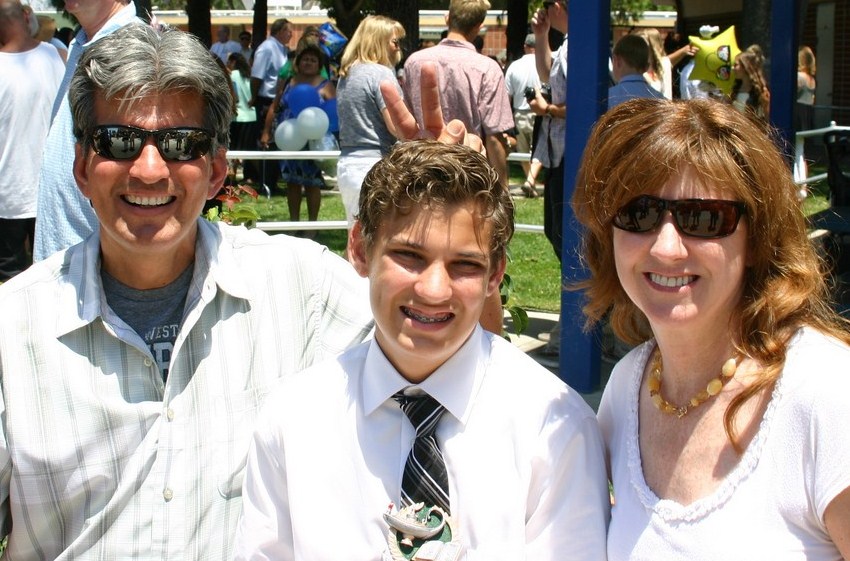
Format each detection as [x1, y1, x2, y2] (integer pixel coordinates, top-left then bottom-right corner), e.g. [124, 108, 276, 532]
[0, 219, 372, 560]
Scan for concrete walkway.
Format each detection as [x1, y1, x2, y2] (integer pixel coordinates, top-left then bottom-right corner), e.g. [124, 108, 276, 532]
[504, 310, 616, 412]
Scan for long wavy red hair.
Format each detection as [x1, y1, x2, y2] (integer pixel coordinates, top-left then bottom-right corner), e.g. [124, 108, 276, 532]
[572, 98, 850, 445]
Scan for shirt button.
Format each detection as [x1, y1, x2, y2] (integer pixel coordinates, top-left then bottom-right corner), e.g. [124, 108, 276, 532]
[163, 488, 174, 501]
[166, 408, 175, 421]
[144, 358, 153, 367]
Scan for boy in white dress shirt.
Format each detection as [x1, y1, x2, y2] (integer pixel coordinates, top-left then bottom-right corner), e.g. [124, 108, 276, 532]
[232, 141, 610, 561]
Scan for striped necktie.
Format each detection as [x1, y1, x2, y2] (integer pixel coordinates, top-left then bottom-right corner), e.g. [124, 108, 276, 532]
[394, 391, 450, 514]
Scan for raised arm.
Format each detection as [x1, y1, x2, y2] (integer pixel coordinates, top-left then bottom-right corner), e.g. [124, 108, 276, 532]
[531, 9, 553, 82]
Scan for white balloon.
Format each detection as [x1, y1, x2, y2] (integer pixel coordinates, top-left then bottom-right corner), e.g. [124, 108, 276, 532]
[274, 119, 307, 151]
[297, 107, 330, 141]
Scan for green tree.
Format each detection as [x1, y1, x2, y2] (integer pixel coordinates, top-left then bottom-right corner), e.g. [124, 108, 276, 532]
[321, 0, 367, 39]
[375, 0, 418, 55]
[317, 0, 507, 43]
[611, 0, 653, 25]
[251, 0, 268, 48]
[153, 0, 248, 45]
[610, 1, 675, 25]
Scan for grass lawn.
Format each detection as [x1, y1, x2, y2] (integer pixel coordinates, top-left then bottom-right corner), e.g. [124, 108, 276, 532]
[231, 163, 832, 314]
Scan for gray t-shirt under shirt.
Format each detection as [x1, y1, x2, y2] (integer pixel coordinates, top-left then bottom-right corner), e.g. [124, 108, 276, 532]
[101, 264, 193, 379]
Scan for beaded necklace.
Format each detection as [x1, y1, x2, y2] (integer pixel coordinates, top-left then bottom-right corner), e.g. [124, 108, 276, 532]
[647, 348, 738, 418]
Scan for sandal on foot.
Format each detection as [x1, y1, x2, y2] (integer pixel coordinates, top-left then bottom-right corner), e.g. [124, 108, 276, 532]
[521, 181, 539, 198]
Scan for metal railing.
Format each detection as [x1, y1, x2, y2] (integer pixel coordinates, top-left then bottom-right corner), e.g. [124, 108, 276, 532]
[226, 149, 544, 234]
[794, 121, 850, 186]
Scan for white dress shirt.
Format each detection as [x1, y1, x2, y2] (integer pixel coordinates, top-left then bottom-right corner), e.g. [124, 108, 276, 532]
[233, 327, 610, 561]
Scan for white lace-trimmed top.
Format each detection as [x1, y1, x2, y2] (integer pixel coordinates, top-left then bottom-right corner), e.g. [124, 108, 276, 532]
[598, 327, 850, 561]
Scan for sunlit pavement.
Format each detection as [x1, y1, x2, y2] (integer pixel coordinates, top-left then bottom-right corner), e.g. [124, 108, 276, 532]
[503, 310, 619, 412]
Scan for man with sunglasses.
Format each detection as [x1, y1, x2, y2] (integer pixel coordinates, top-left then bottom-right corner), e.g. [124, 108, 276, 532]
[0, 24, 372, 560]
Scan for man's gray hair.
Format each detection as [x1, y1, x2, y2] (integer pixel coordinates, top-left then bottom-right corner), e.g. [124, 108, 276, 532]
[270, 18, 290, 35]
[69, 23, 233, 151]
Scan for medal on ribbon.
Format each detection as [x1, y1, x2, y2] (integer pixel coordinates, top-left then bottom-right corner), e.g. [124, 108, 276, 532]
[383, 502, 462, 561]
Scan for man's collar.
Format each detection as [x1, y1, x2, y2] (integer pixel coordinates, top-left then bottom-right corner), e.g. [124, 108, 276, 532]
[55, 219, 252, 337]
[361, 326, 489, 424]
[192, 219, 253, 302]
[439, 38, 475, 51]
[618, 73, 647, 83]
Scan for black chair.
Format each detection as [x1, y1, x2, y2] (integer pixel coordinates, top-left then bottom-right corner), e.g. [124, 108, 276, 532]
[824, 130, 850, 207]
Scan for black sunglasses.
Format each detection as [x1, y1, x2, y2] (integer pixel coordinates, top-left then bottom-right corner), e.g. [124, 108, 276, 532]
[612, 195, 747, 239]
[90, 125, 213, 162]
[543, 0, 565, 8]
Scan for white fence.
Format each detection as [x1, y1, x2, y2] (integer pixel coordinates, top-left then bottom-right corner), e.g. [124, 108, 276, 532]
[227, 150, 544, 234]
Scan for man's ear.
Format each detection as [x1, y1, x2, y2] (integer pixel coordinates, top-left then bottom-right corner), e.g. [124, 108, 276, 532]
[486, 253, 507, 297]
[347, 221, 370, 278]
[73, 142, 91, 199]
[207, 147, 229, 199]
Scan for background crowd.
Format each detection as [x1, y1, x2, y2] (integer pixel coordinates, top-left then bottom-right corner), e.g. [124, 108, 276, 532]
[0, 0, 820, 288]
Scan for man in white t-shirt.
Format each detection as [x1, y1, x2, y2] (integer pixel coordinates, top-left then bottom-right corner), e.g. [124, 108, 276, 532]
[210, 25, 241, 63]
[250, 18, 292, 189]
[0, 0, 63, 279]
[504, 33, 543, 197]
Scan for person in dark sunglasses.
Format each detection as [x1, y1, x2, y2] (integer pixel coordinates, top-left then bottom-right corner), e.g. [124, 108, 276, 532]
[572, 97, 850, 559]
[0, 23, 374, 560]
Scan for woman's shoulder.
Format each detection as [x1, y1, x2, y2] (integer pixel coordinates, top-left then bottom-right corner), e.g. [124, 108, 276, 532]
[788, 327, 850, 362]
[780, 327, 850, 400]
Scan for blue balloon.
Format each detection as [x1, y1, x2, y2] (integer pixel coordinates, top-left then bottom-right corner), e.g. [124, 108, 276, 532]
[285, 84, 321, 117]
[321, 97, 339, 133]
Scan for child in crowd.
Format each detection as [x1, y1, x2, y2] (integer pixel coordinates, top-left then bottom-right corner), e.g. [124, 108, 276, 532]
[232, 140, 610, 561]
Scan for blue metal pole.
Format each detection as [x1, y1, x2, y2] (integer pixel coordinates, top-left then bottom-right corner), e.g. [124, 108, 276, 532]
[770, 0, 799, 153]
[559, 0, 610, 392]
